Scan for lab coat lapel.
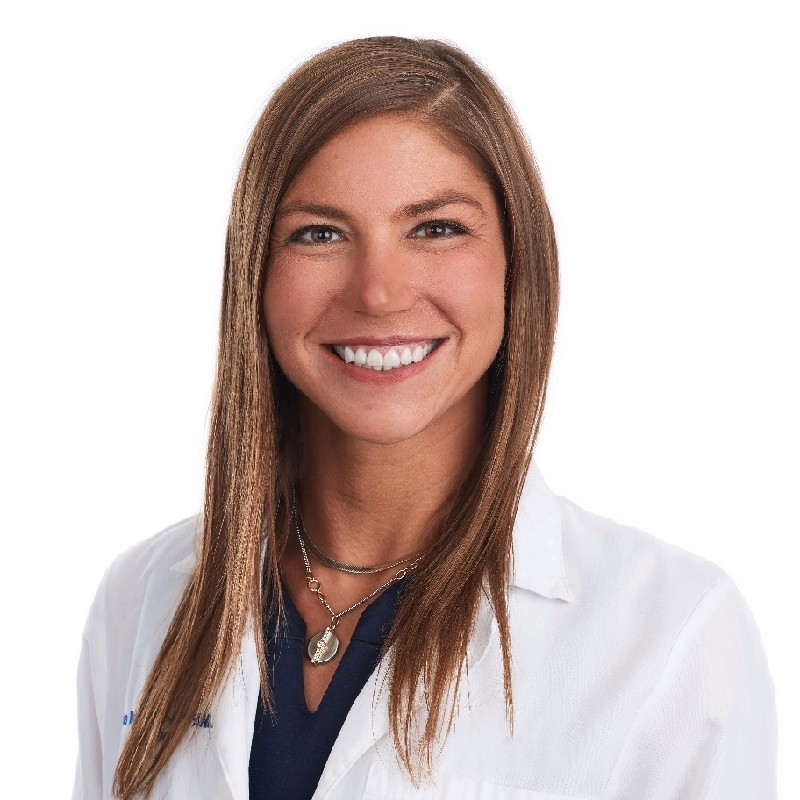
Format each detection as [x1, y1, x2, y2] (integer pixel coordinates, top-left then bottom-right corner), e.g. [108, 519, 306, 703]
[313, 593, 498, 798]
[313, 653, 393, 798]
[167, 553, 261, 799]
[208, 626, 261, 800]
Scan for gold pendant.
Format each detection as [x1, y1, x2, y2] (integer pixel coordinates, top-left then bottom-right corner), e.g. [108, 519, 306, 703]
[307, 626, 340, 665]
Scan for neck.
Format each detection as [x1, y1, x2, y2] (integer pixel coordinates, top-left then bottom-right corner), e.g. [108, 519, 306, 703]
[294, 391, 487, 568]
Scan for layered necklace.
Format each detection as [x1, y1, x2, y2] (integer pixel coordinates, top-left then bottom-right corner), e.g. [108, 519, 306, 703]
[292, 489, 425, 665]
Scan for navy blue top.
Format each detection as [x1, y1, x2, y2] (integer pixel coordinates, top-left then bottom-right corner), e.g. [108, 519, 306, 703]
[248, 580, 404, 800]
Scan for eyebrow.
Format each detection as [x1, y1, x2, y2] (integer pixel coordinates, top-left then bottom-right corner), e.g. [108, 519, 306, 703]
[275, 192, 485, 223]
[396, 192, 485, 219]
[274, 203, 350, 222]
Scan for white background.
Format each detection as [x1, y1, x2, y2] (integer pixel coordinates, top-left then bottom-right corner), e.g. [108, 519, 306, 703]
[1, 1, 797, 796]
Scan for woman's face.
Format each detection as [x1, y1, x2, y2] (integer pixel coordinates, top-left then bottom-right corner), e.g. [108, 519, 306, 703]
[264, 115, 507, 446]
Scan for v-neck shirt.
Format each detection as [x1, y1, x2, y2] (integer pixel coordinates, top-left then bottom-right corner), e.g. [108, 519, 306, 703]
[248, 579, 405, 800]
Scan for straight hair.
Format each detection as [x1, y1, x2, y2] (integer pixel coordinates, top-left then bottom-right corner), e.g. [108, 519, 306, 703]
[113, 36, 558, 798]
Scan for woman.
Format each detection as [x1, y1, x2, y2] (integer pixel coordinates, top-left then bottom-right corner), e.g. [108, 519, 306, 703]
[73, 37, 777, 799]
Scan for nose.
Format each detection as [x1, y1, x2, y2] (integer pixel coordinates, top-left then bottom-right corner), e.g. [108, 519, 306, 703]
[342, 241, 415, 316]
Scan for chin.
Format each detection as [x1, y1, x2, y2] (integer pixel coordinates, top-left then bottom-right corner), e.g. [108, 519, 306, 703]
[334, 416, 434, 446]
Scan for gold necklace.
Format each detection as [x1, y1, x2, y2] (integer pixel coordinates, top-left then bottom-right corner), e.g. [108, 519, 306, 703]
[295, 496, 425, 574]
[292, 491, 422, 665]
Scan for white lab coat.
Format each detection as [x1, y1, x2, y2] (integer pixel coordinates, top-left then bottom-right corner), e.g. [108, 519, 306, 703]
[73, 466, 777, 799]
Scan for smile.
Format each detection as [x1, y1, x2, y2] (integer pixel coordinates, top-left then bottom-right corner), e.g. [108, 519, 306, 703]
[330, 340, 441, 371]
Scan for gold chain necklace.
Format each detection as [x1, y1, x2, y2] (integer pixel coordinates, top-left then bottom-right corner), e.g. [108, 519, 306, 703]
[294, 494, 425, 574]
[292, 490, 423, 665]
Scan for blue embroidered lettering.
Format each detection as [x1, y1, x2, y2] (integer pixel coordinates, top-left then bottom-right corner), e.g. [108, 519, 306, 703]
[125, 709, 212, 730]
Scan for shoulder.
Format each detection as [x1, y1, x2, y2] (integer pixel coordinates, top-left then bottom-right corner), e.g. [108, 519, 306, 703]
[101, 514, 199, 588]
[553, 495, 770, 683]
[508, 467, 765, 702]
[94, 514, 198, 600]
[511, 465, 730, 620]
[504, 473, 775, 792]
[83, 514, 199, 648]
[557, 493, 729, 615]
[555, 499, 778, 797]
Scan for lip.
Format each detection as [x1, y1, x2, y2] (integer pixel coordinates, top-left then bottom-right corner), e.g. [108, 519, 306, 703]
[324, 338, 446, 383]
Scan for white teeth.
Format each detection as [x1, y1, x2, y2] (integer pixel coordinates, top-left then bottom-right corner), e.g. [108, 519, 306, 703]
[382, 349, 401, 370]
[332, 341, 439, 371]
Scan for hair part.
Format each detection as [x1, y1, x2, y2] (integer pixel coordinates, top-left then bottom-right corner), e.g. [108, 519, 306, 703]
[113, 36, 558, 798]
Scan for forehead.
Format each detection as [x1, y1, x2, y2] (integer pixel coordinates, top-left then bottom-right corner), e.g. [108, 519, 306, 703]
[279, 115, 495, 212]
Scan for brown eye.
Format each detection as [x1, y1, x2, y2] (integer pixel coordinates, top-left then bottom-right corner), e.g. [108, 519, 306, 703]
[289, 225, 344, 245]
[410, 221, 468, 239]
[425, 222, 448, 237]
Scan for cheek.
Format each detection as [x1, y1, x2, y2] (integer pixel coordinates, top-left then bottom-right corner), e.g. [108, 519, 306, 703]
[445, 253, 506, 353]
[263, 263, 308, 368]
[263, 258, 329, 355]
[263, 270, 289, 353]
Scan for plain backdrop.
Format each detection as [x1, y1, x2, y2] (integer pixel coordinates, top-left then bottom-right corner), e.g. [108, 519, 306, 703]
[1, 1, 797, 796]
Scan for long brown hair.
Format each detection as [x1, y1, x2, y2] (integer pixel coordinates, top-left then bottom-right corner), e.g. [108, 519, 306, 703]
[113, 36, 558, 798]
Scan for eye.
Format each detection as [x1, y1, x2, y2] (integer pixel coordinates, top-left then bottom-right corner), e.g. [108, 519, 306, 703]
[287, 225, 344, 245]
[409, 220, 469, 239]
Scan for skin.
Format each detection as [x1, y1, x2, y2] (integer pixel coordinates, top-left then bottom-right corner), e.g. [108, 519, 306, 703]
[264, 114, 507, 711]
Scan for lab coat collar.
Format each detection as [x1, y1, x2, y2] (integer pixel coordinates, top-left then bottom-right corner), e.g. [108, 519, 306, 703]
[169, 548, 198, 575]
[510, 463, 575, 602]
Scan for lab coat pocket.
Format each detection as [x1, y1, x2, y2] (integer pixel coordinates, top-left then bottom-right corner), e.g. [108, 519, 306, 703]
[363, 767, 589, 799]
